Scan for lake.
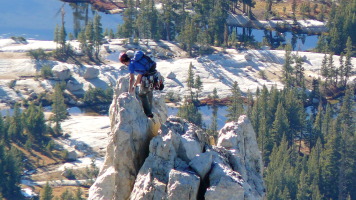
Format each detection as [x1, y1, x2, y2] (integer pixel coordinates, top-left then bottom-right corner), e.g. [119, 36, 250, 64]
[0, 0, 122, 40]
[0, 1, 319, 51]
[235, 27, 319, 51]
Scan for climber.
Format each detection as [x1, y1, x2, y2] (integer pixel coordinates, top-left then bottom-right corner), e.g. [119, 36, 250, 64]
[119, 51, 156, 118]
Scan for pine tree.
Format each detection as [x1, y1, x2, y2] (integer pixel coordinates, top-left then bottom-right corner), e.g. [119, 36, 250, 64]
[338, 53, 344, 87]
[343, 37, 353, 87]
[267, 86, 279, 126]
[297, 169, 310, 200]
[50, 84, 67, 135]
[186, 62, 195, 89]
[207, 105, 218, 140]
[338, 86, 355, 199]
[294, 55, 305, 87]
[77, 30, 87, 55]
[328, 53, 336, 86]
[312, 103, 324, 145]
[2, 147, 22, 199]
[194, 75, 203, 91]
[24, 103, 46, 142]
[177, 97, 202, 127]
[54, 24, 60, 48]
[321, 54, 329, 85]
[226, 81, 244, 122]
[228, 29, 238, 48]
[41, 182, 54, 200]
[60, 189, 74, 200]
[212, 88, 219, 105]
[271, 102, 289, 146]
[320, 128, 341, 199]
[322, 103, 332, 139]
[265, 137, 297, 200]
[93, 14, 103, 59]
[307, 138, 322, 188]
[119, 0, 136, 38]
[74, 187, 84, 200]
[85, 21, 94, 58]
[179, 17, 196, 56]
[8, 103, 23, 142]
[282, 47, 294, 87]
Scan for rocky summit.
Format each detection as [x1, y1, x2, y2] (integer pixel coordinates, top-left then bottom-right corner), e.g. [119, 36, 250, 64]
[89, 76, 265, 200]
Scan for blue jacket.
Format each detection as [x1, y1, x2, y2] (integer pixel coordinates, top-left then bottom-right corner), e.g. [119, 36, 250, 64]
[128, 51, 152, 75]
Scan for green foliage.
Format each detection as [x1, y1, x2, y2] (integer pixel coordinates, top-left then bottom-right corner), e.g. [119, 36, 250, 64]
[320, 0, 355, 55]
[28, 48, 49, 61]
[10, 36, 27, 44]
[177, 98, 202, 127]
[258, 70, 267, 80]
[186, 62, 195, 89]
[250, 82, 355, 200]
[226, 81, 244, 122]
[41, 182, 54, 200]
[93, 14, 104, 59]
[83, 86, 113, 105]
[8, 103, 24, 141]
[24, 103, 46, 142]
[0, 145, 23, 199]
[63, 167, 76, 180]
[41, 64, 53, 79]
[50, 84, 67, 134]
[166, 91, 182, 102]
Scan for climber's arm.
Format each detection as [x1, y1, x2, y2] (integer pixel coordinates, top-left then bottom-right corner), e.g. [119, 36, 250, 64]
[129, 73, 135, 93]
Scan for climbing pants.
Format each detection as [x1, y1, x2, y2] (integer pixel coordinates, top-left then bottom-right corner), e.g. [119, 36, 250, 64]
[138, 85, 153, 116]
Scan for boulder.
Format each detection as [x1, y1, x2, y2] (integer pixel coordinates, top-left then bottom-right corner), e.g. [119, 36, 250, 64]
[52, 65, 71, 81]
[66, 79, 83, 92]
[83, 66, 100, 79]
[189, 152, 213, 179]
[167, 169, 200, 200]
[66, 149, 77, 161]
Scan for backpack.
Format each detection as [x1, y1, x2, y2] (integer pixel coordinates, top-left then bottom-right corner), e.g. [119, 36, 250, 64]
[133, 51, 156, 72]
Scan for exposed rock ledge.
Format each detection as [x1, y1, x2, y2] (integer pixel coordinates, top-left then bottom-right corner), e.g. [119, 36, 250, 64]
[89, 75, 265, 200]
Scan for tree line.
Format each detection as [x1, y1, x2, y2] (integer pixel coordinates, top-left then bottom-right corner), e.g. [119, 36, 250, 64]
[117, 0, 256, 56]
[249, 84, 355, 200]
[316, 0, 355, 56]
[0, 83, 70, 199]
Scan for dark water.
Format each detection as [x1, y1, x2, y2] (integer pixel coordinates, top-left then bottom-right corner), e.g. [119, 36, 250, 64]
[235, 27, 319, 51]
[168, 106, 228, 130]
[0, 0, 122, 40]
[0, 0, 318, 51]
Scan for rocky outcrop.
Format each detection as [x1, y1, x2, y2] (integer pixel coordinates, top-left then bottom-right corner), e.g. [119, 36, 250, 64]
[89, 76, 265, 200]
[89, 75, 167, 200]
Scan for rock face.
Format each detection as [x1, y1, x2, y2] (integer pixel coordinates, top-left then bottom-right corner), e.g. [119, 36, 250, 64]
[52, 65, 71, 81]
[89, 75, 167, 200]
[89, 76, 265, 200]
